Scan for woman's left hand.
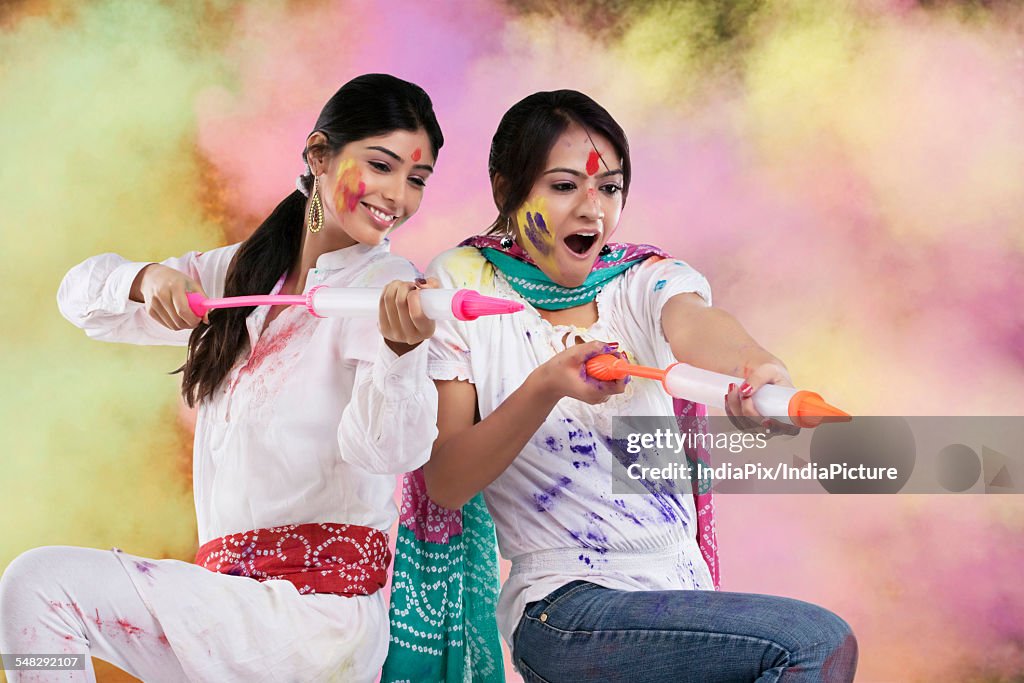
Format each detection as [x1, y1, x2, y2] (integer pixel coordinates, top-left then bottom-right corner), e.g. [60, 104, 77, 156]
[724, 362, 801, 437]
[380, 277, 439, 356]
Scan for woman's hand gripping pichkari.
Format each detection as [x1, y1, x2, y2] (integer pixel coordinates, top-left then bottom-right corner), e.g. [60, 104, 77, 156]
[130, 263, 210, 331]
[724, 361, 801, 437]
[379, 277, 441, 356]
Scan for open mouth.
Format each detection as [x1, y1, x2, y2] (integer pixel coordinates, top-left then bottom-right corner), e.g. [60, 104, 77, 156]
[563, 232, 599, 255]
[361, 202, 398, 229]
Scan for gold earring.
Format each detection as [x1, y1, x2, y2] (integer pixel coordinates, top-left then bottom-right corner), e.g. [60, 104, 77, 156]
[307, 176, 324, 233]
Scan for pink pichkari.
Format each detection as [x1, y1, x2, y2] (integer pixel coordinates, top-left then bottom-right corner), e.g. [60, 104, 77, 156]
[187, 287, 523, 322]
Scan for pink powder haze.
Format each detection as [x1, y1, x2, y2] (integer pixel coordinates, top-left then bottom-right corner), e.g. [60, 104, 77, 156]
[1, 1, 1022, 682]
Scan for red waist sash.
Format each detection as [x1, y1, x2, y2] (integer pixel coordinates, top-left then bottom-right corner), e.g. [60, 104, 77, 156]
[194, 522, 391, 596]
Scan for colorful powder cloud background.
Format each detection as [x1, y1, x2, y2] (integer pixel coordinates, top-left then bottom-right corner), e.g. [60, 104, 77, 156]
[1, 1, 1022, 681]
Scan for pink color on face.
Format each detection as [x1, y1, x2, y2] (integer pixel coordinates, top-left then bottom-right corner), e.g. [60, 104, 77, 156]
[412, 148, 422, 162]
[334, 160, 367, 214]
[346, 180, 366, 211]
[586, 149, 601, 176]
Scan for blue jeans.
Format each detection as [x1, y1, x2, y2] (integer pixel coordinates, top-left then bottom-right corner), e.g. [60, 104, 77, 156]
[512, 581, 857, 683]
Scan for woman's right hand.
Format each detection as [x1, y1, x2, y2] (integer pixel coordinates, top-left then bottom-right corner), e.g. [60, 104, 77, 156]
[129, 264, 208, 331]
[530, 340, 628, 405]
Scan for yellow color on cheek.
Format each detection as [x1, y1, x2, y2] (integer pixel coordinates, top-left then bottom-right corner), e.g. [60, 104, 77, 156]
[332, 159, 365, 213]
[516, 198, 558, 272]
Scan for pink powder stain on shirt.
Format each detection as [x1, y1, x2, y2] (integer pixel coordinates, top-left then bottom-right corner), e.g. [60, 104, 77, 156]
[238, 320, 304, 378]
[158, 634, 171, 647]
[21, 626, 38, 644]
[116, 618, 145, 638]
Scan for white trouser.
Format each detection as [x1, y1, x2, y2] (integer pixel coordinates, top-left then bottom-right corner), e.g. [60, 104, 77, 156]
[0, 546, 189, 682]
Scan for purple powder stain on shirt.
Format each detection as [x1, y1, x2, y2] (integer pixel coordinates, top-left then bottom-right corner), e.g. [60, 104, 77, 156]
[570, 443, 595, 455]
[567, 513, 611, 554]
[533, 475, 573, 512]
[525, 330, 532, 340]
[644, 493, 691, 528]
[606, 435, 640, 468]
[611, 499, 646, 527]
[623, 509, 645, 527]
[544, 436, 563, 452]
[568, 428, 598, 469]
[578, 554, 592, 566]
[134, 560, 157, 576]
[654, 279, 667, 291]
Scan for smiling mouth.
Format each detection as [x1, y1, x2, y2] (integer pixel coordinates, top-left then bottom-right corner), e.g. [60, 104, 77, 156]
[563, 232, 599, 255]
[361, 202, 398, 228]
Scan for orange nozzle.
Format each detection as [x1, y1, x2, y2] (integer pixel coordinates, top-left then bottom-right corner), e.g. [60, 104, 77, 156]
[585, 354, 666, 382]
[788, 391, 852, 429]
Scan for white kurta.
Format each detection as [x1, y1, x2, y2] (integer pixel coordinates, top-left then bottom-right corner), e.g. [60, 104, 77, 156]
[57, 240, 437, 682]
[425, 247, 717, 646]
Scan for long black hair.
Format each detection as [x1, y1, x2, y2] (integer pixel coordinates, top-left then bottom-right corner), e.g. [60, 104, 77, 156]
[486, 89, 630, 233]
[180, 73, 443, 407]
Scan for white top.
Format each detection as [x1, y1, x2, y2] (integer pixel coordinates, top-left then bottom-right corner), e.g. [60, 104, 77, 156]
[426, 246, 716, 645]
[57, 240, 437, 681]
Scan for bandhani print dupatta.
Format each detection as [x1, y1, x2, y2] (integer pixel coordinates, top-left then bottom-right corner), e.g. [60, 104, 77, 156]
[382, 470, 503, 683]
[383, 237, 720, 682]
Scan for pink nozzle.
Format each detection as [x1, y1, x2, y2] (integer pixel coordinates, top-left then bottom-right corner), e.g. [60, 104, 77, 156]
[450, 289, 524, 321]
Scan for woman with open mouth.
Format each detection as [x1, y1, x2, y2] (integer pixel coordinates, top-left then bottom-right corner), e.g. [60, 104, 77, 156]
[0, 73, 443, 683]
[395, 90, 859, 682]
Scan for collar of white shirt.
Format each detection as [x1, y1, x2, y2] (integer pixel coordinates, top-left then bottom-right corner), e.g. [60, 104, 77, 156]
[314, 240, 388, 273]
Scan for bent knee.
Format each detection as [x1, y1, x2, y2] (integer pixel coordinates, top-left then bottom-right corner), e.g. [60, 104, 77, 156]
[0, 546, 77, 603]
[781, 599, 857, 653]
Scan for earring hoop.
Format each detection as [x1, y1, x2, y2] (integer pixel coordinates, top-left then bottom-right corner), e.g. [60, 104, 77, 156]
[307, 176, 324, 233]
[499, 215, 515, 249]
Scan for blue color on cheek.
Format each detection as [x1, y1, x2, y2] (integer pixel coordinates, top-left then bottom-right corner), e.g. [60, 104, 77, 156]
[534, 212, 549, 234]
[654, 279, 667, 291]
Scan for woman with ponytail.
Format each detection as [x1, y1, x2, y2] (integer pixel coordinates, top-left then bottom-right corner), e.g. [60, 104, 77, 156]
[0, 73, 443, 682]
[415, 91, 859, 682]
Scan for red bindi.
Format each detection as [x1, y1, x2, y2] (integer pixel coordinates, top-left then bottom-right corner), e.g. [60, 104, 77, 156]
[586, 150, 600, 176]
[411, 148, 422, 162]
